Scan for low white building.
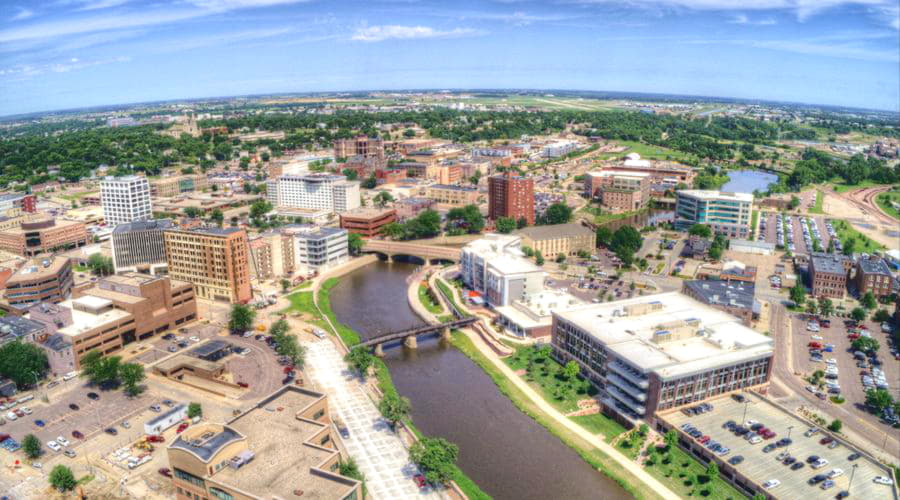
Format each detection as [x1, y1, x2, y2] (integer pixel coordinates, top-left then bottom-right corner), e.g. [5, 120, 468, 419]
[495, 289, 583, 338]
[542, 140, 579, 158]
[729, 239, 776, 256]
[285, 225, 349, 274]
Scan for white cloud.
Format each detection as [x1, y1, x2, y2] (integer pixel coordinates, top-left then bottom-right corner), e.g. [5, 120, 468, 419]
[684, 32, 899, 62]
[728, 13, 777, 25]
[0, 10, 204, 43]
[186, 0, 309, 10]
[351, 25, 482, 42]
[0, 55, 131, 79]
[11, 7, 33, 21]
[569, 0, 898, 28]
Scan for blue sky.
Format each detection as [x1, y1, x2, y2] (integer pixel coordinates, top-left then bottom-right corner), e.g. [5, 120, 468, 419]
[0, 0, 898, 116]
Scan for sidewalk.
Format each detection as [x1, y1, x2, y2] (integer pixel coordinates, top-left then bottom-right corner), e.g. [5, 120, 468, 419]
[459, 328, 679, 500]
[304, 339, 447, 500]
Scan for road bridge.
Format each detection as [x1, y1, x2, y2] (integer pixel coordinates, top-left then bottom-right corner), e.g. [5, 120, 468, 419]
[360, 240, 461, 263]
[361, 317, 477, 355]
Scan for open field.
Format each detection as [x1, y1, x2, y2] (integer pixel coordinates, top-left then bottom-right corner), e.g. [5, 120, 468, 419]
[832, 219, 885, 253]
[875, 188, 900, 220]
[616, 140, 692, 161]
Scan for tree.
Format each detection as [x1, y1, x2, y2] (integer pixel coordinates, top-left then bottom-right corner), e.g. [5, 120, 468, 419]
[495, 216, 517, 234]
[516, 216, 528, 229]
[87, 253, 114, 276]
[79, 349, 104, 384]
[184, 206, 203, 218]
[521, 246, 534, 257]
[789, 283, 806, 305]
[851, 307, 867, 322]
[209, 209, 224, 226]
[373, 191, 394, 208]
[818, 297, 833, 317]
[120, 363, 145, 396]
[378, 392, 411, 429]
[788, 195, 801, 210]
[49, 464, 77, 491]
[538, 202, 573, 225]
[348, 232, 364, 255]
[535, 250, 544, 266]
[873, 309, 891, 322]
[865, 388, 893, 413]
[563, 360, 580, 381]
[556, 253, 566, 264]
[361, 174, 377, 189]
[861, 291, 877, 310]
[0, 341, 48, 387]
[280, 278, 291, 292]
[403, 128, 416, 138]
[228, 304, 256, 334]
[596, 226, 613, 248]
[249, 200, 273, 220]
[664, 429, 678, 451]
[95, 356, 122, 386]
[705, 462, 719, 482]
[708, 244, 722, 261]
[22, 434, 41, 459]
[688, 224, 712, 238]
[345, 346, 375, 377]
[339, 456, 365, 483]
[851, 336, 879, 353]
[409, 437, 459, 485]
[446, 205, 485, 234]
[187, 402, 203, 419]
[828, 419, 842, 432]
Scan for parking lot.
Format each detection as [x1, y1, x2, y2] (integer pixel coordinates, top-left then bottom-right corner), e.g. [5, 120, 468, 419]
[791, 314, 900, 432]
[762, 213, 835, 255]
[661, 393, 897, 500]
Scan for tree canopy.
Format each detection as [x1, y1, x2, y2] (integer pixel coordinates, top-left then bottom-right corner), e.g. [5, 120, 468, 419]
[0, 341, 48, 387]
[409, 437, 459, 485]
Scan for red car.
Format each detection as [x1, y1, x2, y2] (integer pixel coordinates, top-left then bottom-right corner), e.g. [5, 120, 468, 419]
[237, 382, 249, 388]
[158, 468, 172, 478]
[808, 342, 822, 349]
[848, 333, 860, 340]
[176, 423, 189, 434]
[146, 435, 165, 443]
[72, 430, 84, 440]
[820, 437, 833, 445]
[763, 430, 776, 439]
[699, 436, 710, 444]
[820, 320, 831, 328]
[414, 474, 427, 489]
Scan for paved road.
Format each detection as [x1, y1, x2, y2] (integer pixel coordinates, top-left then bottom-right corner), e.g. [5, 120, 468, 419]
[304, 340, 446, 500]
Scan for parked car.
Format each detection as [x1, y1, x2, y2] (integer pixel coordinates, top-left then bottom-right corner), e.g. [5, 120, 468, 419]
[873, 476, 894, 485]
[87, 392, 99, 400]
[72, 430, 84, 439]
[56, 436, 70, 447]
[158, 468, 172, 477]
[64, 449, 77, 458]
[762, 479, 780, 490]
[176, 423, 189, 433]
[146, 435, 165, 443]
[104, 428, 118, 435]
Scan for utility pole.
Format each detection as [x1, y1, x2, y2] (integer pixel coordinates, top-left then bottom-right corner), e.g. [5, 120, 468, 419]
[847, 463, 859, 492]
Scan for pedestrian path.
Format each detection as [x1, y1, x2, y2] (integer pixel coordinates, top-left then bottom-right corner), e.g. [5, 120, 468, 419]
[304, 340, 445, 500]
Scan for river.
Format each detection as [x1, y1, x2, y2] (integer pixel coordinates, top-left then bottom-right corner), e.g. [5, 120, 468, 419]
[327, 260, 630, 500]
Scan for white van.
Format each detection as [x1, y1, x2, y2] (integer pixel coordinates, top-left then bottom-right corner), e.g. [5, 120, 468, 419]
[16, 395, 33, 404]
[62, 372, 78, 381]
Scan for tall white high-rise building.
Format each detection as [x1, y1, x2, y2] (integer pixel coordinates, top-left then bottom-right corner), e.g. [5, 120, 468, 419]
[100, 175, 152, 226]
[268, 173, 360, 214]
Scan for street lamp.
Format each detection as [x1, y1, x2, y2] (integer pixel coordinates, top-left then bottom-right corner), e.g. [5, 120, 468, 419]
[740, 401, 751, 424]
[785, 425, 794, 454]
[847, 463, 859, 492]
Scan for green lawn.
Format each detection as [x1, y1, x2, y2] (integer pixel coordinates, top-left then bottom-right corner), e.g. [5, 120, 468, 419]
[832, 219, 884, 253]
[59, 191, 98, 202]
[316, 278, 361, 346]
[616, 140, 692, 161]
[504, 345, 598, 414]
[750, 210, 758, 237]
[616, 429, 648, 460]
[435, 279, 470, 317]
[831, 179, 883, 193]
[570, 414, 627, 442]
[643, 444, 745, 500]
[418, 284, 444, 314]
[875, 189, 900, 220]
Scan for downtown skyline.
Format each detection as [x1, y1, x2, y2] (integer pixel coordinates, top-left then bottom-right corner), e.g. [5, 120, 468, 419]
[1, 0, 899, 116]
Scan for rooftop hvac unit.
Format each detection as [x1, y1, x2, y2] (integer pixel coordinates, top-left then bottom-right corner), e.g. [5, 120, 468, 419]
[228, 450, 255, 469]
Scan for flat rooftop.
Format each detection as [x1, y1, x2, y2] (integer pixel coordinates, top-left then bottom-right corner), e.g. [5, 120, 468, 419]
[858, 257, 891, 275]
[679, 190, 754, 202]
[684, 280, 756, 310]
[660, 392, 898, 500]
[555, 292, 773, 379]
[112, 219, 174, 234]
[429, 184, 477, 192]
[488, 254, 542, 275]
[56, 297, 130, 338]
[812, 254, 847, 275]
[516, 223, 594, 241]
[7, 256, 68, 283]
[210, 387, 358, 500]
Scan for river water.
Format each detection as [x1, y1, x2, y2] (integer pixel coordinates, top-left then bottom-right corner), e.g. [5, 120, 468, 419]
[721, 169, 778, 193]
[328, 260, 630, 500]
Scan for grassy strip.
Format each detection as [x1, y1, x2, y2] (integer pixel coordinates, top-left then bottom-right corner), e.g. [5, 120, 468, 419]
[750, 210, 758, 238]
[643, 443, 745, 500]
[316, 278, 361, 346]
[418, 284, 444, 315]
[831, 179, 882, 193]
[504, 345, 599, 414]
[832, 219, 884, 253]
[450, 332, 658, 500]
[435, 279, 471, 318]
[875, 189, 900, 220]
[570, 414, 627, 442]
[809, 190, 824, 214]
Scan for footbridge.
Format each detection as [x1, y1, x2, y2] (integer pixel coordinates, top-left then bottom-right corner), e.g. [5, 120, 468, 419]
[360, 240, 461, 263]
[361, 317, 477, 355]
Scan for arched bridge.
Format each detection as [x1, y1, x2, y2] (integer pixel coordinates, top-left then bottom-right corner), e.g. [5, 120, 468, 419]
[361, 240, 461, 263]
[361, 317, 477, 355]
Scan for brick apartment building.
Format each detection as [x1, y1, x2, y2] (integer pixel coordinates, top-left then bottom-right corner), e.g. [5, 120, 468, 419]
[164, 227, 251, 304]
[333, 135, 384, 161]
[488, 172, 534, 225]
[854, 256, 894, 298]
[809, 254, 848, 299]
